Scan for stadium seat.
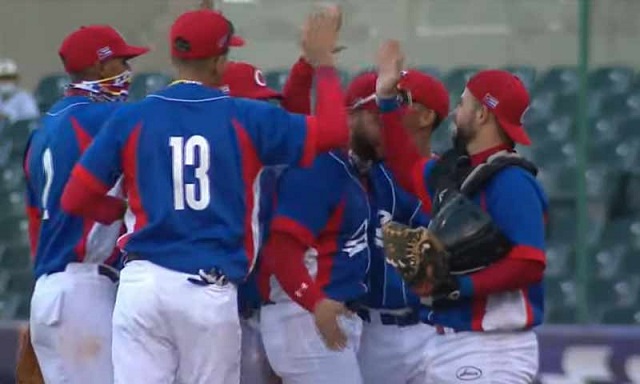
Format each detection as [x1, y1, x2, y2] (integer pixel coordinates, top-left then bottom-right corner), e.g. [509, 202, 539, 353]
[600, 91, 640, 118]
[264, 69, 289, 91]
[16, 293, 31, 319]
[34, 73, 70, 113]
[0, 190, 27, 221]
[7, 270, 34, 294]
[443, 66, 484, 105]
[553, 92, 604, 119]
[0, 139, 13, 168]
[527, 115, 573, 144]
[0, 245, 31, 270]
[592, 244, 629, 281]
[544, 242, 574, 279]
[618, 116, 640, 141]
[129, 72, 173, 101]
[617, 171, 640, 216]
[0, 293, 19, 320]
[600, 217, 640, 251]
[589, 66, 635, 95]
[501, 65, 536, 91]
[544, 277, 578, 324]
[0, 270, 10, 294]
[531, 140, 576, 168]
[522, 93, 557, 127]
[535, 66, 579, 95]
[545, 201, 604, 248]
[3, 120, 37, 160]
[601, 307, 640, 324]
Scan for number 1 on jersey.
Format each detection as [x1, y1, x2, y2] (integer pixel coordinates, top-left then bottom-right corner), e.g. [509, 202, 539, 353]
[41, 148, 54, 220]
[169, 136, 211, 211]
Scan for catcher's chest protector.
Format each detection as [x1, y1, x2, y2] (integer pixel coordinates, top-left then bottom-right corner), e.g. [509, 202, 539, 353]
[459, 151, 538, 197]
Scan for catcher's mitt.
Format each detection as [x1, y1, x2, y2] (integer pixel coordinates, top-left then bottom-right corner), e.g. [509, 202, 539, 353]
[381, 222, 454, 298]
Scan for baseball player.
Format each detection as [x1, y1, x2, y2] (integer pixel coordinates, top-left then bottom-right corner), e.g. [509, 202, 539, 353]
[221, 59, 309, 384]
[375, 40, 547, 383]
[347, 70, 453, 384]
[23, 25, 148, 384]
[61, 8, 349, 384]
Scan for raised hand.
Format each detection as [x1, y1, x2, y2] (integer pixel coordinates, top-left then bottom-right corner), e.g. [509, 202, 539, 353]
[375, 39, 405, 99]
[301, 4, 343, 67]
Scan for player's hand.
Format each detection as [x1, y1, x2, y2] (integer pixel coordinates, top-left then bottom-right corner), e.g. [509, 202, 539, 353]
[302, 4, 342, 67]
[375, 39, 405, 99]
[313, 298, 349, 350]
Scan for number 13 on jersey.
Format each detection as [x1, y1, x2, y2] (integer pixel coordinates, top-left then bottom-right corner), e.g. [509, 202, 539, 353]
[169, 135, 210, 211]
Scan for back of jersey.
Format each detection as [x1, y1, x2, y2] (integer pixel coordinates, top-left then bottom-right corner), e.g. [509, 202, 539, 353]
[105, 84, 259, 283]
[25, 96, 120, 278]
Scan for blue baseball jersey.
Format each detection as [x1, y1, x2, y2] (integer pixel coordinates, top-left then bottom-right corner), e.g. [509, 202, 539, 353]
[417, 157, 548, 331]
[74, 83, 316, 282]
[24, 96, 124, 279]
[261, 151, 371, 304]
[365, 163, 430, 310]
[238, 165, 286, 313]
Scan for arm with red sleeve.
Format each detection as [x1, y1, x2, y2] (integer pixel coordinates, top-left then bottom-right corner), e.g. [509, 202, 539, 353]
[238, 66, 348, 168]
[378, 97, 437, 212]
[261, 155, 345, 312]
[280, 57, 314, 115]
[455, 168, 547, 298]
[61, 108, 130, 224]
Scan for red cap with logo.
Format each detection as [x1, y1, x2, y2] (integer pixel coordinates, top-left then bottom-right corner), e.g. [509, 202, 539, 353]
[345, 72, 378, 111]
[170, 9, 245, 60]
[466, 69, 531, 145]
[398, 69, 450, 122]
[58, 25, 149, 73]
[221, 61, 281, 100]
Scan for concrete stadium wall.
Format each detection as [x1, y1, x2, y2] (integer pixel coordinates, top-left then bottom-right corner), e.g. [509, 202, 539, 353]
[0, 0, 639, 90]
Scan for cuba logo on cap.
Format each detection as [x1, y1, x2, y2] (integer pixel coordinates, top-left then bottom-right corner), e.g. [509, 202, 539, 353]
[254, 69, 267, 87]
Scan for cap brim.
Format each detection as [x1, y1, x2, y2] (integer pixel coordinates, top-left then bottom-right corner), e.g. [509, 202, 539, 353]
[229, 36, 245, 47]
[251, 88, 282, 100]
[117, 45, 150, 59]
[500, 119, 531, 146]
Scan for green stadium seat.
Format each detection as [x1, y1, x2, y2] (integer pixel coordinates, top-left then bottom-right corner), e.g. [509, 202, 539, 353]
[618, 117, 640, 141]
[264, 69, 289, 92]
[544, 277, 578, 324]
[501, 65, 536, 91]
[443, 66, 484, 105]
[0, 190, 27, 221]
[0, 293, 19, 320]
[600, 217, 640, 250]
[553, 92, 604, 119]
[523, 91, 557, 126]
[7, 270, 35, 294]
[0, 270, 10, 294]
[528, 115, 573, 144]
[544, 242, 573, 279]
[0, 244, 31, 270]
[535, 66, 579, 95]
[16, 293, 31, 319]
[601, 91, 640, 118]
[129, 72, 173, 101]
[531, 141, 576, 167]
[589, 66, 635, 95]
[35, 73, 70, 113]
[3, 120, 37, 160]
[601, 308, 640, 324]
[545, 201, 604, 247]
[0, 139, 13, 167]
[592, 244, 629, 281]
[618, 171, 640, 216]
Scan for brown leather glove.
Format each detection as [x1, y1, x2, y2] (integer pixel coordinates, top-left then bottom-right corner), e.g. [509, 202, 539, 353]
[15, 329, 44, 384]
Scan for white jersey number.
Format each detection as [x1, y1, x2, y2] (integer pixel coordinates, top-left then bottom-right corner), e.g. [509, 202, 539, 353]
[41, 148, 54, 220]
[169, 136, 210, 211]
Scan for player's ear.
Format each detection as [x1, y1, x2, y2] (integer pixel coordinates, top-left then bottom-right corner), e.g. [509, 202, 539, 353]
[417, 109, 436, 129]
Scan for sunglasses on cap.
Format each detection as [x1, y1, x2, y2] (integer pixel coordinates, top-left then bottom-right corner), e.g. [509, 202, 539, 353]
[349, 88, 413, 111]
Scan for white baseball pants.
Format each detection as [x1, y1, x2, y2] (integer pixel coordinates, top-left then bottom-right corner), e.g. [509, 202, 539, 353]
[240, 313, 281, 384]
[260, 301, 363, 384]
[424, 329, 539, 383]
[30, 263, 117, 384]
[357, 309, 436, 384]
[111, 260, 241, 384]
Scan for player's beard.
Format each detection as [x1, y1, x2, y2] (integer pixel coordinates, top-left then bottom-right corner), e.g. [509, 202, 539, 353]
[351, 129, 380, 164]
[452, 123, 476, 153]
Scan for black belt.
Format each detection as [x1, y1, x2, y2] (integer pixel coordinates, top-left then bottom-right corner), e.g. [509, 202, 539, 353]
[358, 309, 420, 327]
[98, 265, 119, 283]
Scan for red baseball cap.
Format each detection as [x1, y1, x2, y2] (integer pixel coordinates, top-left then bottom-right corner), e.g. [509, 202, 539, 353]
[221, 61, 281, 100]
[466, 69, 532, 145]
[345, 72, 378, 111]
[398, 69, 450, 122]
[170, 10, 245, 60]
[58, 25, 149, 74]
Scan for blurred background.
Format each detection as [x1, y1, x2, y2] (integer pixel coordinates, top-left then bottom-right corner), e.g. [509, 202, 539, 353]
[0, 0, 639, 382]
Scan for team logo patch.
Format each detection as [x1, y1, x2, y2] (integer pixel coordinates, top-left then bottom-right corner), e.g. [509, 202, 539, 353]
[455, 366, 483, 381]
[483, 93, 499, 109]
[254, 69, 267, 87]
[97, 46, 113, 60]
